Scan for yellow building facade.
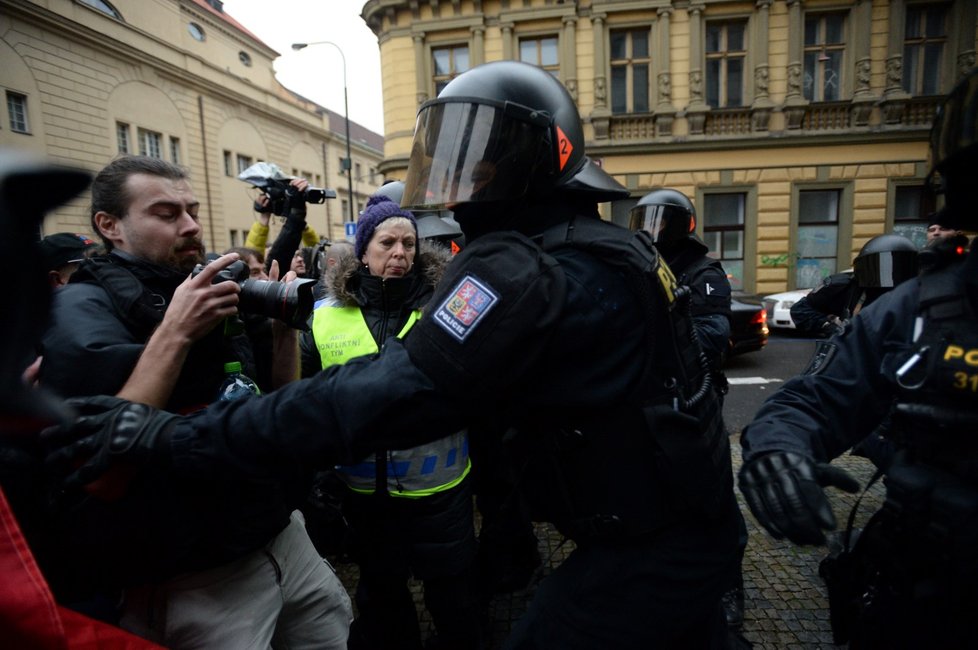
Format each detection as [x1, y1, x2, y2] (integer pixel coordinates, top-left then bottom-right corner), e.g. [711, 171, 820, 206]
[362, 0, 976, 293]
[1, 0, 386, 250]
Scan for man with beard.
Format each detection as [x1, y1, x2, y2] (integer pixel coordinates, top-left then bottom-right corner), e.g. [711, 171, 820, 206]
[38, 155, 352, 649]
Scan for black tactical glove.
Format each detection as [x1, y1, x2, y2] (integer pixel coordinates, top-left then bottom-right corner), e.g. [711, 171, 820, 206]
[738, 450, 860, 546]
[43, 396, 177, 491]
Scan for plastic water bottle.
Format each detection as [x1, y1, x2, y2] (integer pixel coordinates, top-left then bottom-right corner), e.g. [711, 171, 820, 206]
[217, 361, 261, 401]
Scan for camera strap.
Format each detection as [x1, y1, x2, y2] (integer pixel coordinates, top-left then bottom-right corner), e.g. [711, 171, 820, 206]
[72, 257, 164, 339]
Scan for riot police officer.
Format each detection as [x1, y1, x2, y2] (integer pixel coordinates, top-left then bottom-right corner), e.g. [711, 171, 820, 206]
[628, 188, 732, 365]
[738, 67, 978, 648]
[48, 61, 741, 648]
[790, 234, 919, 336]
[628, 189, 747, 628]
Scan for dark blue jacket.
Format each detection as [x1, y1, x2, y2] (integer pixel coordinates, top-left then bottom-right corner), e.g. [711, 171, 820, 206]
[742, 244, 978, 465]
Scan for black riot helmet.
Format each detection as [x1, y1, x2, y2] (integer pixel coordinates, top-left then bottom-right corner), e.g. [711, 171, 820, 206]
[627, 188, 696, 250]
[853, 234, 919, 289]
[401, 61, 627, 213]
[927, 67, 978, 230]
[375, 179, 462, 241]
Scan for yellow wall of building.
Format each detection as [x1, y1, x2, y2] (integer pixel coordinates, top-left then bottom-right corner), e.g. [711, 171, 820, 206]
[1, 0, 385, 249]
[364, 0, 976, 293]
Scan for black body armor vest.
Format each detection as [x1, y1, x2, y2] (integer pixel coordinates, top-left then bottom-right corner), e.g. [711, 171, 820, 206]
[515, 217, 731, 540]
[891, 263, 978, 481]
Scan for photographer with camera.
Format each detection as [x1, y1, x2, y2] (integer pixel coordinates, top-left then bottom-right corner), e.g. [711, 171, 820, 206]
[38, 155, 352, 648]
[240, 164, 333, 278]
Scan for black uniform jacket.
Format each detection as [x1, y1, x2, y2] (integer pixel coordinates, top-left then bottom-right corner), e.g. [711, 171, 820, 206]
[38, 251, 299, 589]
[789, 271, 858, 334]
[173, 225, 627, 470]
[742, 245, 978, 466]
[665, 235, 732, 365]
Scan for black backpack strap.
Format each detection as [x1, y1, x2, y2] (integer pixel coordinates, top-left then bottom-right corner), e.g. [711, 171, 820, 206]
[71, 257, 165, 338]
[918, 265, 969, 322]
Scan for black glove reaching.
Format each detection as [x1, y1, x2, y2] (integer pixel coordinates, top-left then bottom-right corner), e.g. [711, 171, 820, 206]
[738, 450, 860, 546]
[43, 396, 177, 492]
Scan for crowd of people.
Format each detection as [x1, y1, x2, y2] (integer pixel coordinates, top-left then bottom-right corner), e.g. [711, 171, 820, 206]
[1, 61, 976, 650]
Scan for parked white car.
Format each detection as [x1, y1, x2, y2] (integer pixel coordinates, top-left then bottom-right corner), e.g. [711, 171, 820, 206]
[761, 289, 811, 330]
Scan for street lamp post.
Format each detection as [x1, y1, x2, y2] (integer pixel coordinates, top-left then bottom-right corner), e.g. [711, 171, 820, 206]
[292, 41, 355, 233]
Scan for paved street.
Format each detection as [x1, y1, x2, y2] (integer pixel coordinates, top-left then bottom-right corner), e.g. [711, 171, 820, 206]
[330, 332, 883, 648]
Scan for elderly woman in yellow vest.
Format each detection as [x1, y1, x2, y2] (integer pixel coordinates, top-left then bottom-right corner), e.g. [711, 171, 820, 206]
[309, 194, 482, 650]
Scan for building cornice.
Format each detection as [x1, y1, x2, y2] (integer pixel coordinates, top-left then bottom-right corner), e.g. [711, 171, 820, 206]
[587, 128, 930, 158]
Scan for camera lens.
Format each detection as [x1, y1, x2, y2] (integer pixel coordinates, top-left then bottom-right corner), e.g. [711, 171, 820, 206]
[238, 278, 317, 330]
[305, 188, 327, 204]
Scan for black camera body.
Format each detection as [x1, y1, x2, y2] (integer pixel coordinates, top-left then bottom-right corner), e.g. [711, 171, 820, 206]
[260, 179, 336, 217]
[191, 259, 317, 330]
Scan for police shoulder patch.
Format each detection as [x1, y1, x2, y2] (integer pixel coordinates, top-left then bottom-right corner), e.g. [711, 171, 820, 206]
[432, 274, 499, 342]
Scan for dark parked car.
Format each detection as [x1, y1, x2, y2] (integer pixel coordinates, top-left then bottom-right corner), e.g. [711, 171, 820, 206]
[728, 291, 769, 356]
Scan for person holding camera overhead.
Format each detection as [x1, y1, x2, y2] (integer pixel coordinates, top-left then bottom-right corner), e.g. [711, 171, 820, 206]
[246, 180, 321, 266]
[38, 155, 353, 648]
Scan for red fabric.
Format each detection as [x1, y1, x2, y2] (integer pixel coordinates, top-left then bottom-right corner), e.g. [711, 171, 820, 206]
[0, 487, 163, 649]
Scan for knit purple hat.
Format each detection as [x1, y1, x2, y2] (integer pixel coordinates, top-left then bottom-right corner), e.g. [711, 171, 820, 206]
[355, 195, 417, 259]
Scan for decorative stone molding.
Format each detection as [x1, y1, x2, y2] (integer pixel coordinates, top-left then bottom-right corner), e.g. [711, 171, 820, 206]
[958, 51, 977, 79]
[566, 78, 578, 102]
[591, 108, 611, 139]
[595, 76, 607, 105]
[854, 57, 872, 96]
[782, 62, 808, 130]
[657, 72, 672, 105]
[689, 69, 703, 105]
[654, 110, 675, 137]
[753, 65, 770, 100]
[881, 55, 910, 124]
[849, 57, 875, 127]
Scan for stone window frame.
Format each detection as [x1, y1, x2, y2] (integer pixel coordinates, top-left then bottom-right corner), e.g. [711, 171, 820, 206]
[703, 17, 750, 109]
[608, 26, 654, 115]
[116, 122, 130, 153]
[169, 136, 181, 165]
[137, 127, 163, 159]
[788, 181, 854, 290]
[188, 22, 206, 42]
[430, 42, 471, 98]
[901, 3, 950, 96]
[518, 33, 561, 79]
[887, 174, 938, 249]
[236, 153, 254, 176]
[802, 10, 851, 103]
[697, 185, 759, 292]
[5, 91, 29, 134]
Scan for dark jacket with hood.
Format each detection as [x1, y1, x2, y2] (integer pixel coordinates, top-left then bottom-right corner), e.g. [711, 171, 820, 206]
[302, 241, 476, 575]
[38, 250, 302, 594]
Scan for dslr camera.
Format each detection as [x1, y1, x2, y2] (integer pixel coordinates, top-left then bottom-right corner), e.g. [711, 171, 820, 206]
[237, 161, 336, 218]
[260, 178, 336, 217]
[191, 259, 317, 330]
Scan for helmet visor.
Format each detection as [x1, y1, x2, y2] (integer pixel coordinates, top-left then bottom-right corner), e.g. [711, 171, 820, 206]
[402, 101, 549, 209]
[627, 204, 691, 246]
[854, 250, 919, 288]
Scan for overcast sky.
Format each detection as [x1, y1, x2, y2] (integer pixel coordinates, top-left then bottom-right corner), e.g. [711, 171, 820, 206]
[222, 0, 386, 135]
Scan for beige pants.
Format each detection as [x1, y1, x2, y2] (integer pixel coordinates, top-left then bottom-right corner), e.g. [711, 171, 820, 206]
[121, 511, 352, 649]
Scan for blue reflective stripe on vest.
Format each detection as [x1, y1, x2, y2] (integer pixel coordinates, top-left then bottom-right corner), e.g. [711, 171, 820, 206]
[312, 302, 468, 497]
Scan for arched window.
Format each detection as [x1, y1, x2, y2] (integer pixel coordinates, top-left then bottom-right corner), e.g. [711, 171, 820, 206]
[76, 0, 123, 21]
[188, 22, 206, 42]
